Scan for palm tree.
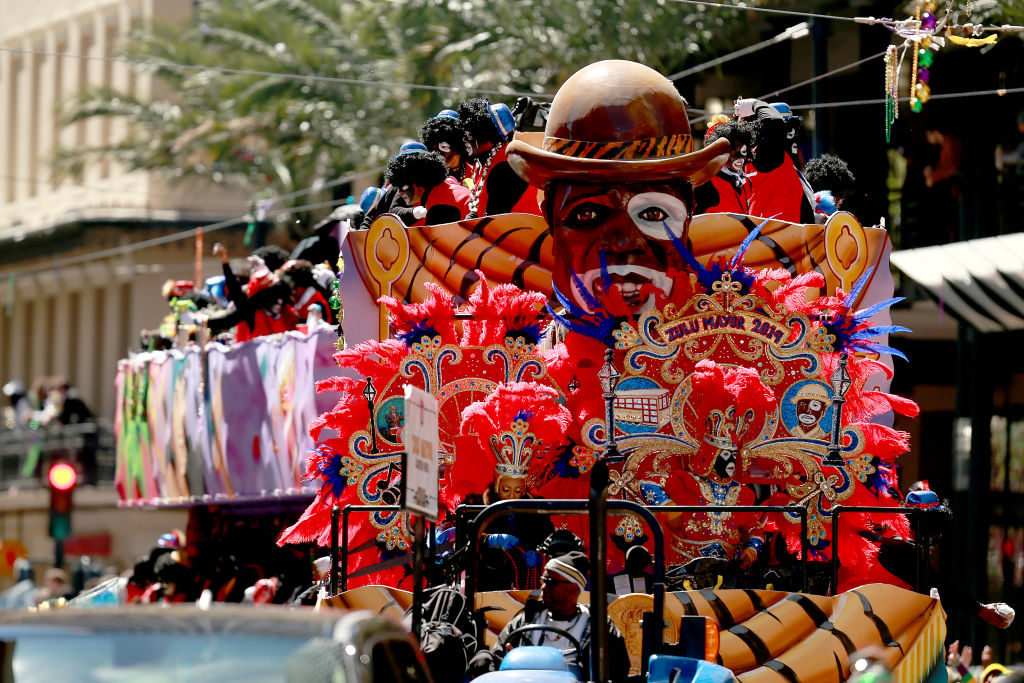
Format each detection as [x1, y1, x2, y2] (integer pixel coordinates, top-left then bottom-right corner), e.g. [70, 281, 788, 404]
[53, 0, 761, 225]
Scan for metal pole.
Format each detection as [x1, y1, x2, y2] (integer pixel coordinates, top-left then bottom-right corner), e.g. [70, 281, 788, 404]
[341, 507, 350, 593]
[53, 539, 64, 570]
[330, 505, 340, 595]
[412, 515, 426, 644]
[590, 460, 610, 683]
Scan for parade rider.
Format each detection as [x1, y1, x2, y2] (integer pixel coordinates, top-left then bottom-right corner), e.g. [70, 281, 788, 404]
[467, 551, 630, 681]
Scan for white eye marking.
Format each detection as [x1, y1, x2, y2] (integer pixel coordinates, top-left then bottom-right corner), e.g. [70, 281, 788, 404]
[627, 192, 689, 240]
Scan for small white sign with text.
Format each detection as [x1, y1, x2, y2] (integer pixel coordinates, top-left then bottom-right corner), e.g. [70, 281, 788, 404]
[403, 385, 440, 521]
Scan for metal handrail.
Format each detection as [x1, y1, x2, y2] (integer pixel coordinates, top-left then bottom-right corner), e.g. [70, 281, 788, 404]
[454, 503, 810, 592]
[340, 504, 402, 593]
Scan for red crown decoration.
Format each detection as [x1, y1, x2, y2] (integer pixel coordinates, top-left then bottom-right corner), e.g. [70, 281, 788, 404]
[687, 360, 775, 480]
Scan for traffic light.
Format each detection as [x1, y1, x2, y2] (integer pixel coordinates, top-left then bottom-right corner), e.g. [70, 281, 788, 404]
[48, 463, 77, 541]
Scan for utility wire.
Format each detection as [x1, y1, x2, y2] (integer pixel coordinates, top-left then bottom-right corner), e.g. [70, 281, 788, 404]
[666, 0, 879, 24]
[669, 22, 809, 81]
[689, 51, 888, 125]
[774, 84, 1024, 112]
[0, 46, 556, 100]
[758, 51, 886, 101]
[0, 196, 353, 280]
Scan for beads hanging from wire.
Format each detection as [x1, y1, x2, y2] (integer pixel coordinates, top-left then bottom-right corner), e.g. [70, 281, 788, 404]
[884, 45, 898, 142]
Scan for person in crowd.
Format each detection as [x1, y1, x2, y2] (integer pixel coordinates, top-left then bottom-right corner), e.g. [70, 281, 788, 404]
[250, 245, 290, 273]
[0, 559, 37, 609]
[694, 114, 753, 214]
[51, 378, 92, 426]
[36, 568, 71, 604]
[2, 380, 32, 430]
[209, 243, 298, 342]
[734, 98, 815, 223]
[384, 149, 471, 227]
[805, 153, 857, 219]
[457, 98, 541, 218]
[420, 109, 472, 186]
[278, 259, 334, 324]
[467, 551, 630, 681]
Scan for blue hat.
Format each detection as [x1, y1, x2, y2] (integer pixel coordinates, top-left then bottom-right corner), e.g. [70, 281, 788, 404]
[359, 186, 382, 213]
[488, 103, 516, 138]
[771, 102, 793, 119]
[396, 141, 428, 156]
[436, 109, 459, 120]
[906, 490, 941, 508]
[157, 532, 181, 549]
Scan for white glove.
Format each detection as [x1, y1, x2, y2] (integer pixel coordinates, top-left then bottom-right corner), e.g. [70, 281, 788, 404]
[734, 98, 757, 119]
[412, 206, 428, 219]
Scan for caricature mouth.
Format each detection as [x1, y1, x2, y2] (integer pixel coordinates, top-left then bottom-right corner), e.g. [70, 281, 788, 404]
[580, 266, 671, 312]
[798, 413, 818, 425]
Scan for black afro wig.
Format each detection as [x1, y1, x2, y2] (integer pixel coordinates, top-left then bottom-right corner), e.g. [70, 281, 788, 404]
[419, 115, 466, 153]
[384, 151, 449, 192]
[705, 119, 752, 148]
[456, 98, 504, 145]
[805, 154, 856, 198]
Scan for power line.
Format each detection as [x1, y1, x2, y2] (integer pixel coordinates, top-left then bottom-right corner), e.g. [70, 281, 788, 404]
[758, 51, 886, 101]
[0, 46, 556, 101]
[778, 85, 1024, 112]
[0, 196, 354, 280]
[689, 51, 888, 125]
[665, 0, 881, 24]
[669, 22, 810, 81]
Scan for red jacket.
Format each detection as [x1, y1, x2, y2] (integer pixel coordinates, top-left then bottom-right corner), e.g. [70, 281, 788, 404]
[411, 180, 472, 227]
[695, 172, 751, 214]
[746, 155, 812, 224]
[236, 306, 298, 343]
[474, 145, 542, 217]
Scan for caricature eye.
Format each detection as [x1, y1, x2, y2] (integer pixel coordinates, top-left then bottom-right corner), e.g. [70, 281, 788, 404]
[568, 204, 607, 226]
[637, 206, 668, 222]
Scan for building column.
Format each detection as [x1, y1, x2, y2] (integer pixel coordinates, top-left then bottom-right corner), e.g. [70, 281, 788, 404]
[0, 47, 14, 203]
[13, 41, 35, 202]
[76, 273, 102, 413]
[59, 18, 84, 188]
[51, 278, 72, 381]
[85, 11, 111, 182]
[99, 276, 126, 417]
[38, 30, 59, 194]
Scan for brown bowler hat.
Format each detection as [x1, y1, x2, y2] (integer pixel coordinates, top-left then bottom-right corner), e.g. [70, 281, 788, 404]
[507, 60, 729, 188]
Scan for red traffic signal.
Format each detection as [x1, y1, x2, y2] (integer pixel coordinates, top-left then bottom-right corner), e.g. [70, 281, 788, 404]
[48, 463, 77, 491]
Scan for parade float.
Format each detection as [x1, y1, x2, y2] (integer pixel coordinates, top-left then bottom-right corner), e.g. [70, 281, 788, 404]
[281, 60, 944, 683]
[115, 59, 946, 683]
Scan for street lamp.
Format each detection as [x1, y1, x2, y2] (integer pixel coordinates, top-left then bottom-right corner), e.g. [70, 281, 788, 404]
[822, 352, 853, 467]
[363, 377, 379, 454]
[597, 349, 621, 460]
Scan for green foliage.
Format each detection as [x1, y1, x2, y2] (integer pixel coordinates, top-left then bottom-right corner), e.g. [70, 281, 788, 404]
[52, 0, 759, 221]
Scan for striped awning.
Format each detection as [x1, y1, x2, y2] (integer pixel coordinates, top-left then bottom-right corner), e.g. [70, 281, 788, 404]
[890, 234, 1024, 333]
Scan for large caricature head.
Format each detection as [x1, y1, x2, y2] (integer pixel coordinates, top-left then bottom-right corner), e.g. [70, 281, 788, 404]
[506, 60, 730, 315]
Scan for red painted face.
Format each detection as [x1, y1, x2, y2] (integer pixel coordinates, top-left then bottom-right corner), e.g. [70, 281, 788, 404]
[548, 181, 693, 315]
